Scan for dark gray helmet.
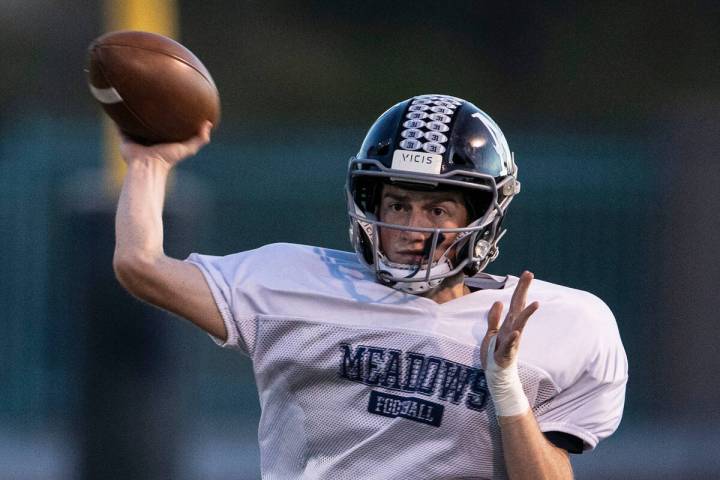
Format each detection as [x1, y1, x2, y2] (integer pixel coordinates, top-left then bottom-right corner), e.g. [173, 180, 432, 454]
[346, 94, 520, 293]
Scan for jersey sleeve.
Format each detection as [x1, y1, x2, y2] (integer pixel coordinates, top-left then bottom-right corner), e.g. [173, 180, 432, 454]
[185, 248, 266, 355]
[534, 296, 628, 451]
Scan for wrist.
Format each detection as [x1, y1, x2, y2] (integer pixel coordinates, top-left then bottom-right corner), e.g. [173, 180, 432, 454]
[125, 155, 173, 174]
[485, 336, 531, 417]
[497, 409, 532, 426]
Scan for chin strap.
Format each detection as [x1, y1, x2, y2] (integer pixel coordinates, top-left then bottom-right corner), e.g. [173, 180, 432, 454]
[403, 234, 446, 279]
[377, 259, 451, 294]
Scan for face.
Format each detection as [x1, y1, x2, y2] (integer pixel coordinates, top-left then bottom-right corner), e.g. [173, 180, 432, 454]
[377, 184, 469, 265]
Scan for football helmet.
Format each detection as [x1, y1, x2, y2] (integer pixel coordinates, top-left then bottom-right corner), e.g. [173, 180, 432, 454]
[346, 94, 520, 294]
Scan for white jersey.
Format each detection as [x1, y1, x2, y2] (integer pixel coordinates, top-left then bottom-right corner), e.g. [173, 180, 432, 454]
[186, 243, 627, 480]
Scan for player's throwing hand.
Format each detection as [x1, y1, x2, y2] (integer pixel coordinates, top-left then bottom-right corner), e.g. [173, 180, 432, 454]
[118, 121, 213, 170]
[481, 271, 540, 417]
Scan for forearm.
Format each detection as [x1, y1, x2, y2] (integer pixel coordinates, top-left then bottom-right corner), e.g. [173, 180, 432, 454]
[499, 411, 573, 480]
[481, 278, 572, 479]
[113, 157, 183, 305]
[114, 158, 172, 265]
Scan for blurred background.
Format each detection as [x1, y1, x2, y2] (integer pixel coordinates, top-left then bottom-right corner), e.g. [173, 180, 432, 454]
[1, 1, 719, 479]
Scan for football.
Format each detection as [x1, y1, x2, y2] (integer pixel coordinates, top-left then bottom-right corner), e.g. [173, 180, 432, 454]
[87, 30, 220, 144]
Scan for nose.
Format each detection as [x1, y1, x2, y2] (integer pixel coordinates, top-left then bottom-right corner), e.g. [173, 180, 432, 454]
[406, 208, 432, 229]
[399, 209, 433, 243]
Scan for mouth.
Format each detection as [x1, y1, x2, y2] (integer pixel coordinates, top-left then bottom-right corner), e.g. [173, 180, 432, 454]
[395, 251, 428, 264]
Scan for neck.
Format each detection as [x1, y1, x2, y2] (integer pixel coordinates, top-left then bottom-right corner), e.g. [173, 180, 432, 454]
[424, 273, 470, 304]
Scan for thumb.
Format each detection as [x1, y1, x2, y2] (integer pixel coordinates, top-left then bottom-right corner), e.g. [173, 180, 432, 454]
[182, 122, 212, 155]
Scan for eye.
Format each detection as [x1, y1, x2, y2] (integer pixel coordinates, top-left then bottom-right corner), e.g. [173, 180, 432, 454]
[431, 207, 446, 217]
[390, 203, 403, 212]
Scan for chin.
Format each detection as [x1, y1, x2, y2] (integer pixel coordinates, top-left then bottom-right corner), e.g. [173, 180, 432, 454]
[394, 256, 425, 265]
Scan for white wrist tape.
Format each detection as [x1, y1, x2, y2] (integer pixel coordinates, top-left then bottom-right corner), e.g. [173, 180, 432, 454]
[485, 335, 530, 417]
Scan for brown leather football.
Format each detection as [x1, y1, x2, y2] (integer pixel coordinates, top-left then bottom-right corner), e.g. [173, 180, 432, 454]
[87, 30, 220, 144]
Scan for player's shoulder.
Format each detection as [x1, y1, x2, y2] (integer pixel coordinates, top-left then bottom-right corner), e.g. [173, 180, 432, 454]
[187, 242, 364, 280]
[250, 242, 360, 267]
[517, 276, 627, 385]
[529, 276, 617, 332]
[516, 279, 620, 348]
[189, 241, 382, 295]
[234, 242, 370, 283]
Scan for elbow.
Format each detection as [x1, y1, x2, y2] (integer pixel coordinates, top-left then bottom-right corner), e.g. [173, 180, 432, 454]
[113, 251, 157, 298]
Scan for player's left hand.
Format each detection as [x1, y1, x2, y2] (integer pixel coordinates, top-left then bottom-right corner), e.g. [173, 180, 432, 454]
[481, 271, 539, 370]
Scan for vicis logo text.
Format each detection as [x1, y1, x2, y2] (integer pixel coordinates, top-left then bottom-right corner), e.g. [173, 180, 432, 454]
[400, 152, 433, 165]
[391, 149, 442, 174]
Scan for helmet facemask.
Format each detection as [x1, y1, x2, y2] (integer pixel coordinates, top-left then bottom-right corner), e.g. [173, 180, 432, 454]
[347, 163, 517, 294]
[346, 94, 520, 294]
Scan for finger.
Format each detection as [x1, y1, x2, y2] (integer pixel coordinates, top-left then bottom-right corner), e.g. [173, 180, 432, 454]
[509, 271, 533, 316]
[200, 121, 213, 142]
[495, 301, 539, 365]
[512, 302, 540, 342]
[512, 301, 539, 335]
[487, 301, 503, 333]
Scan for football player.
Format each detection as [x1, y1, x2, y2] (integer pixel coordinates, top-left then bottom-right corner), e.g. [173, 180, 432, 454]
[114, 95, 627, 479]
